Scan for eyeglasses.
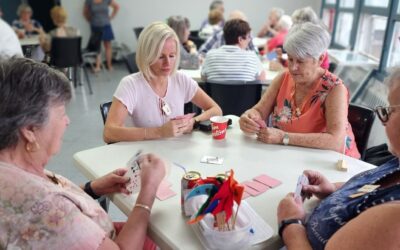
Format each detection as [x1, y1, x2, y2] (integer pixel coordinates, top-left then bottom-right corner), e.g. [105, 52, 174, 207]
[375, 105, 400, 123]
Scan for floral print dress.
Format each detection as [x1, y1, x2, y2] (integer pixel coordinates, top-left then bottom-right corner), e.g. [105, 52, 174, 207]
[0, 161, 115, 250]
[271, 70, 360, 158]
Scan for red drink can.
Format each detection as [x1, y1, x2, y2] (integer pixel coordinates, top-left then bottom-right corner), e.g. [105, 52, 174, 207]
[181, 171, 201, 216]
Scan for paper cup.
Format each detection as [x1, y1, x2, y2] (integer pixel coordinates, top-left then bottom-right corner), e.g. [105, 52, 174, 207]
[210, 116, 229, 140]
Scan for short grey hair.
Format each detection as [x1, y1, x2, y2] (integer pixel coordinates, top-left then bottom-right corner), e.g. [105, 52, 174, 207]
[167, 15, 190, 43]
[210, 0, 223, 11]
[0, 57, 71, 151]
[292, 6, 319, 24]
[136, 22, 180, 80]
[270, 8, 284, 19]
[17, 3, 33, 17]
[385, 67, 400, 90]
[277, 15, 292, 30]
[284, 22, 330, 60]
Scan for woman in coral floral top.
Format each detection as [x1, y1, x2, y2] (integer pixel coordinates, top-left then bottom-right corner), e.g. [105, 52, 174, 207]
[0, 57, 165, 249]
[239, 22, 360, 158]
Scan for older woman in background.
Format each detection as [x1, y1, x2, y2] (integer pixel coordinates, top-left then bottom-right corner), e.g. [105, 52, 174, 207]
[265, 14, 292, 52]
[277, 68, 400, 250]
[0, 57, 165, 249]
[167, 15, 201, 69]
[12, 3, 43, 39]
[39, 6, 79, 53]
[257, 7, 284, 38]
[240, 22, 360, 158]
[104, 22, 221, 143]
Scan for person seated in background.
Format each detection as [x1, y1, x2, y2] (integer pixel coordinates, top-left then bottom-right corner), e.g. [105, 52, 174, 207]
[239, 22, 360, 158]
[265, 15, 292, 53]
[277, 68, 400, 250]
[0, 17, 23, 58]
[199, 9, 224, 40]
[270, 6, 330, 71]
[39, 6, 80, 53]
[201, 19, 265, 82]
[167, 15, 200, 70]
[12, 3, 43, 39]
[199, 0, 225, 30]
[199, 10, 257, 56]
[0, 57, 165, 249]
[257, 7, 284, 38]
[103, 22, 222, 143]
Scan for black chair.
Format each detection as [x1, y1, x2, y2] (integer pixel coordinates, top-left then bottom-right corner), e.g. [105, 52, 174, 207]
[205, 81, 262, 116]
[97, 101, 113, 212]
[133, 27, 144, 40]
[124, 52, 139, 74]
[100, 101, 112, 124]
[50, 36, 93, 94]
[348, 103, 376, 160]
[189, 30, 205, 49]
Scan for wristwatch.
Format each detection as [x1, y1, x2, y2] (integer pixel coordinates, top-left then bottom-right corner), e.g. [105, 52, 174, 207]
[278, 218, 303, 238]
[193, 117, 200, 129]
[282, 132, 289, 145]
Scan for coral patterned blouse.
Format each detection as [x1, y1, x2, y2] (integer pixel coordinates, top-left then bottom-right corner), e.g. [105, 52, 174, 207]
[271, 70, 360, 158]
[0, 161, 115, 249]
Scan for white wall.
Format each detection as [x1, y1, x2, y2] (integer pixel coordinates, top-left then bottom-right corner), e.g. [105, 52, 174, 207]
[63, 0, 321, 52]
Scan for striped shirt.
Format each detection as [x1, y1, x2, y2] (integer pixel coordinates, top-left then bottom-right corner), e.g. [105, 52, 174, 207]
[201, 45, 264, 82]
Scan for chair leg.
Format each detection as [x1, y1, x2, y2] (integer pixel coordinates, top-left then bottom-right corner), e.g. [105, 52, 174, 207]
[82, 65, 93, 94]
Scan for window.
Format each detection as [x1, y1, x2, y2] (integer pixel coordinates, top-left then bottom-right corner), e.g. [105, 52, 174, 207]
[364, 0, 389, 8]
[326, 0, 336, 4]
[356, 14, 387, 59]
[334, 13, 354, 47]
[340, 0, 355, 8]
[322, 8, 336, 33]
[387, 22, 400, 67]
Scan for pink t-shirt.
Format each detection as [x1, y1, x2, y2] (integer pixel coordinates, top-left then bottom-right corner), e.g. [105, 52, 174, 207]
[114, 72, 198, 127]
[0, 161, 115, 249]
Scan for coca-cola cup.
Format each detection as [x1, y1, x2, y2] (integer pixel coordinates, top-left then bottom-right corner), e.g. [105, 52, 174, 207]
[210, 116, 229, 140]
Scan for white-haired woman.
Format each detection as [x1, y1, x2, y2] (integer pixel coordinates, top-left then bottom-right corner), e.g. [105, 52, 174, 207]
[104, 22, 221, 143]
[167, 15, 201, 69]
[277, 68, 400, 249]
[240, 22, 360, 158]
[265, 15, 292, 52]
[12, 3, 43, 39]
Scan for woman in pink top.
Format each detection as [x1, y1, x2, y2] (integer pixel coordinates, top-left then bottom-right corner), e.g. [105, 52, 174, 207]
[265, 15, 292, 52]
[239, 22, 360, 158]
[0, 57, 166, 249]
[104, 22, 221, 143]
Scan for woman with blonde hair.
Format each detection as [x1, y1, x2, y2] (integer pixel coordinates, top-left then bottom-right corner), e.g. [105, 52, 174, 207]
[104, 22, 221, 143]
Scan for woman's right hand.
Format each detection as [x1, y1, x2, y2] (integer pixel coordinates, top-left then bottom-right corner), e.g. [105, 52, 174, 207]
[302, 170, 336, 200]
[160, 119, 190, 138]
[239, 109, 262, 133]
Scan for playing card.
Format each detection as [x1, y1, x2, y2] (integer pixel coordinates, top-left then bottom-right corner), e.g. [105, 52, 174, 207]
[294, 174, 309, 199]
[200, 155, 224, 165]
[156, 181, 177, 201]
[124, 151, 142, 194]
[242, 183, 262, 196]
[253, 174, 282, 188]
[242, 180, 270, 192]
[255, 119, 267, 128]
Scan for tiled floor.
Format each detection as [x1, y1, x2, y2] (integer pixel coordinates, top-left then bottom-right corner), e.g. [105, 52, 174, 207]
[47, 63, 129, 221]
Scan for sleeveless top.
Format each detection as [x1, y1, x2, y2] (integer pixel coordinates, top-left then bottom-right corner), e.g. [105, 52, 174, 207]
[272, 70, 360, 158]
[306, 158, 400, 249]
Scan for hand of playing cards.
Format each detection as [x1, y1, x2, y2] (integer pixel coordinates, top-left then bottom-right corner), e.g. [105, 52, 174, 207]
[294, 174, 309, 200]
[124, 150, 143, 194]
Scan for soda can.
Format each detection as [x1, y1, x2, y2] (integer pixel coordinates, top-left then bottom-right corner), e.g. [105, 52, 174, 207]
[181, 171, 201, 216]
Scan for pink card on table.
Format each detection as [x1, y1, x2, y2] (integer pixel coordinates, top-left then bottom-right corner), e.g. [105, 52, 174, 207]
[244, 180, 270, 192]
[242, 191, 251, 199]
[242, 182, 263, 196]
[156, 180, 176, 201]
[254, 174, 282, 188]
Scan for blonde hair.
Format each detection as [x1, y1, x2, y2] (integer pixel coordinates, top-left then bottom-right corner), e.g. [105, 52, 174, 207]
[136, 22, 180, 80]
[209, 9, 223, 25]
[50, 6, 68, 26]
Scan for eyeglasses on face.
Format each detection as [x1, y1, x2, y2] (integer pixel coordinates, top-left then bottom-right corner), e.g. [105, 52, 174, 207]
[375, 105, 400, 123]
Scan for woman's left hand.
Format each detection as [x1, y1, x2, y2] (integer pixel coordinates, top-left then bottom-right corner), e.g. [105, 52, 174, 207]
[257, 127, 284, 144]
[182, 118, 195, 134]
[277, 193, 306, 222]
[91, 168, 130, 196]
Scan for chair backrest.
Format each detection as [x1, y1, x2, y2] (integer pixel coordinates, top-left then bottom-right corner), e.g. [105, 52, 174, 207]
[100, 101, 112, 124]
[348, 103, 376, 159]
[205, 81, 262, 116]
[133, 27, 144, 40]
[124, 52, 139, 74]
[86, 31, 103, 53]
[50, 36, 82, 68]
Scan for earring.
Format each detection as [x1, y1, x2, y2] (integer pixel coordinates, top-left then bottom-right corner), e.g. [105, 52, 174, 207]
[25, 141, 40, 152]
